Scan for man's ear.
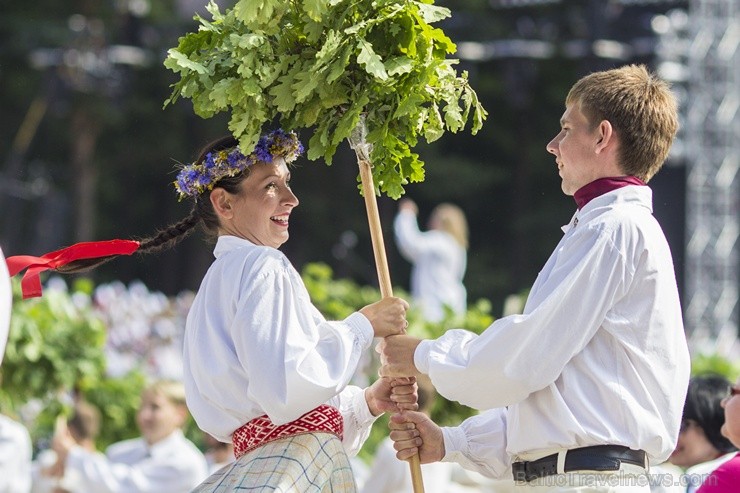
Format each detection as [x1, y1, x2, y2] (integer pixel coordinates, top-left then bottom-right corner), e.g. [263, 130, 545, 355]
[210, 188, 233, 220]
[595, 120, 614, 154]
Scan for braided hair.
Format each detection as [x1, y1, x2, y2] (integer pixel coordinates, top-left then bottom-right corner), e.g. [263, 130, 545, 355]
[57, 135, 249, 274]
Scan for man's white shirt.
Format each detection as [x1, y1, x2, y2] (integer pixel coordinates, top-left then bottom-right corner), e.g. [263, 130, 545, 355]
[413, 186, 690, 479]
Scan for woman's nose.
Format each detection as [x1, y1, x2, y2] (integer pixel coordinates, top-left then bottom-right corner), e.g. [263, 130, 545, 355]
[284, 188, 299, 207]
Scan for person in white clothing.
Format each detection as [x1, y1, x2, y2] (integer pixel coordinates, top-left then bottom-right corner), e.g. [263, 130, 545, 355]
[379, 64, 691, 493]
[3, 129, 416, 492]
[52, 380, 208, 493]
[0, 247, 11, 365]
[394, 199, 468, 322]
[32, 400, 102, 493]
[0, 413, 32, 493]
[177, 131, 414, 493]
[0, 251, 28, 493]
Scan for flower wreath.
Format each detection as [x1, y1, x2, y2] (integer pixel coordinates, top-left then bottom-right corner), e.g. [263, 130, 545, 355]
[174, 129, 304, 199]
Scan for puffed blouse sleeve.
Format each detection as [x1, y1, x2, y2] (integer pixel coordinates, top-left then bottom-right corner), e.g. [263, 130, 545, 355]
[327, 386, 378, 456]
[230, 254, 374, 426]
[441, 408, 511, 480]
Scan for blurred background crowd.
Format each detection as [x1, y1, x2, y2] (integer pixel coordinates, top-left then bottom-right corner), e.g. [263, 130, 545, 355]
[0, 0, 737, 492]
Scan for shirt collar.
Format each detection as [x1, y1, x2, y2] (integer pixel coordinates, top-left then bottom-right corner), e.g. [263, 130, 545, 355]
[213, 235, 257, 258]
[573, 176, 646, 210]
[561, 185, 653, 233]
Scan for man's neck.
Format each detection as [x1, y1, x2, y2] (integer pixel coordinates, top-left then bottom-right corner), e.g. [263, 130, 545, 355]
[573, 176, 646, 209]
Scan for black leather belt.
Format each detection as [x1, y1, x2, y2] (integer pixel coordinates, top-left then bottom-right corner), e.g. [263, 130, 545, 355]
[512, 445, 646, 483]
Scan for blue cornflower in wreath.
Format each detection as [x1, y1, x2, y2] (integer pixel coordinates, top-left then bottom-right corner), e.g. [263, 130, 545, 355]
[174, 129, 304, 200]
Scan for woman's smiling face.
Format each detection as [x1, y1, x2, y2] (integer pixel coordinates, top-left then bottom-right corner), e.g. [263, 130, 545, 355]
[214, 157, 299, 249]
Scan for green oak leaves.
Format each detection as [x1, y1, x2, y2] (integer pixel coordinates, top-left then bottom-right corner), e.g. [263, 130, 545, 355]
[164, 0, 486, 198]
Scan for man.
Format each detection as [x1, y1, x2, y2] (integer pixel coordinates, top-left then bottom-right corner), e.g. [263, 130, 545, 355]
[379, 64, 690, 492]
[53, 380, 208, 492]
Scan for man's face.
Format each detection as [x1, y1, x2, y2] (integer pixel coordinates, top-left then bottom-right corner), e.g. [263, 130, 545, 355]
[546, 103, 603, 196]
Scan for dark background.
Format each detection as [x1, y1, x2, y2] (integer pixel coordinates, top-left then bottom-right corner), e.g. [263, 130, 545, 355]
[0, 0, 688, 315]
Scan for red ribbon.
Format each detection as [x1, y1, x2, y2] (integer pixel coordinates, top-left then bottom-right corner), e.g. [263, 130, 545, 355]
[6, 239, 140, 299]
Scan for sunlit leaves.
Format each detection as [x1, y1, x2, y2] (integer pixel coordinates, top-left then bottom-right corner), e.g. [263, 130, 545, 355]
[164, 0, 487, 198]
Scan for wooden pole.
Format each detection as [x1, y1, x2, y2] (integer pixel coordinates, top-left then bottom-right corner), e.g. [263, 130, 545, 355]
[356, 157, 425, 493]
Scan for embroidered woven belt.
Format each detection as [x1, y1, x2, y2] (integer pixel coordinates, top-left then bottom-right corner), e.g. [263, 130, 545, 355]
[232, 404, 344, 459]
[512, 445, 647, 482]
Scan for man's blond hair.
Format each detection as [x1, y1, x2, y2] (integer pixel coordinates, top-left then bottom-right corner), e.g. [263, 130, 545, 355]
[144, 379, 187, 407]
[566, 64, 679, 182]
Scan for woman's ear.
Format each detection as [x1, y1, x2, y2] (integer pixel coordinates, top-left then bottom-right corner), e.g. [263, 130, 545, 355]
[210, 188, 233, 220]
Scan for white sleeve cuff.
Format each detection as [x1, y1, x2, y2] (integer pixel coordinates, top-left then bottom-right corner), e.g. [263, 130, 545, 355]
[344, 312, 374, 350]
[441, 425, 469, 463]
[414, 339, 432, 375]
[351, 386, 377, 426]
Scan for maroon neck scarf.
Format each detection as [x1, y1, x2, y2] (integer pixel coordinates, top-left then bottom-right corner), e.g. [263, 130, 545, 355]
[574, 176, 646, 210]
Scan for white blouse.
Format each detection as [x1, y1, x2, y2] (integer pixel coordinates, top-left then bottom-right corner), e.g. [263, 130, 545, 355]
[413, 186, 690, 478]
[183, 236, 377, 455]
[393, 210, 467, 321]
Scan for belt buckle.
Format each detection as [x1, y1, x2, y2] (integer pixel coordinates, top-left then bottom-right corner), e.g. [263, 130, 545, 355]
[512, 460, 547, 483]
[512, 461, 528, 483]
[512, 454, 560, 483]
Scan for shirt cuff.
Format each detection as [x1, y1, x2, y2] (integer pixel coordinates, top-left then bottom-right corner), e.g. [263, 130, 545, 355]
[344, 312, 374, 350]
[414, 339, 432, 375]
[351, 386, 377, 426]
[441, 426, 468, 463]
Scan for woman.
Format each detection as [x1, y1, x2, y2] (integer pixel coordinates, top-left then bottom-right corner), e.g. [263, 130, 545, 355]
[9, 129, 415, 492]
[667, 375, 737, 492]
[696, 376, 740, 492]
[393, 198, 468, 322]
[178, 130, 414, 492]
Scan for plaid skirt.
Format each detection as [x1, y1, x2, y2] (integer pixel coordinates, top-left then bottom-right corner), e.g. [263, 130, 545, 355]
[191, 432, 357, 492]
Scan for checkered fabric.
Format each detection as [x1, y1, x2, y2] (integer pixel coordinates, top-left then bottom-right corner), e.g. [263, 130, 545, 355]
[190, 432, 357, 492]
[232, 404, 344, 459]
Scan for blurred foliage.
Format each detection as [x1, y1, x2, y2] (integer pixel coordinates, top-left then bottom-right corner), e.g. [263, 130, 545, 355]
[691, 353, 740, 380]
[1, 278, 107, 414]
[2, 277, 192, 452]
